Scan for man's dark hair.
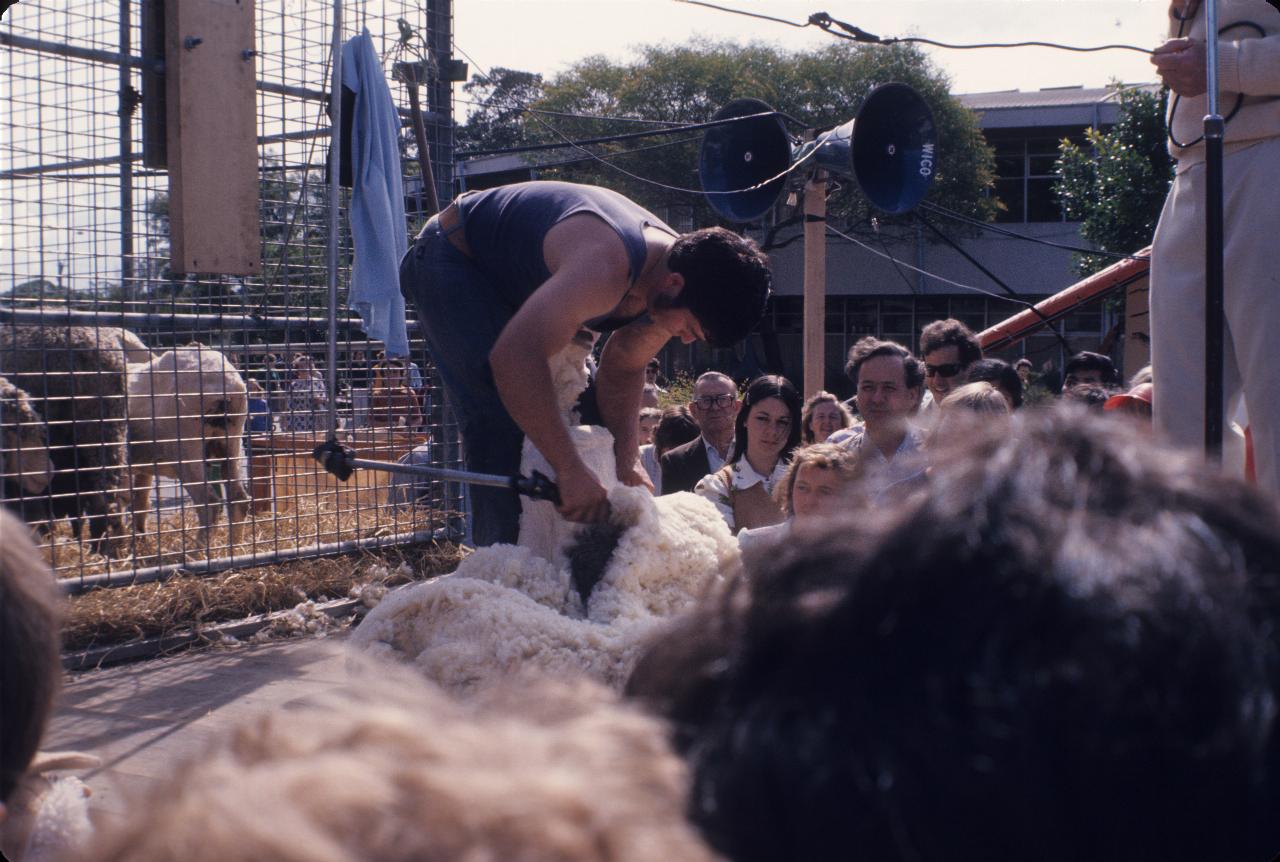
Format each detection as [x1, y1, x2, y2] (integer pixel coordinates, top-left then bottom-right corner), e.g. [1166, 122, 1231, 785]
[1063, 350, 1119, 386]
[665, 228, 771, 348]
[729, 374, 802, 465]
[0, 511, 63, 803]
[966, 357, 1023, 408]
[629, 408, 1280, 862]
[843, 337, 924, 390]
[919, 318, 982, 366]
[653, 405, 700, 459]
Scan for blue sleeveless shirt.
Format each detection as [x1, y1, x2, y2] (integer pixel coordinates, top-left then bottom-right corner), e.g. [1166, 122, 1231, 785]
[455, 181, 676, 329]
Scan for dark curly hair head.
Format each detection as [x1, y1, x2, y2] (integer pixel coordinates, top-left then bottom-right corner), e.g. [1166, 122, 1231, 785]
[843, 337, 924, 390]
[629, 407, 1280, 862]
[919, 318, 982, 366]
[661, 228, 771, 348]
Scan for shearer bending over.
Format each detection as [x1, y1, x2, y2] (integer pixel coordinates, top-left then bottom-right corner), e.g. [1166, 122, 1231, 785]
[400, 181, 772, 546]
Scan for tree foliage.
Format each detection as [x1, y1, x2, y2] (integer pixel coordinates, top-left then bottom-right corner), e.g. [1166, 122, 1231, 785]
[1054, 86, 1172, 276]
[457, 39, 996, 237]
[456, 67, 546, 155]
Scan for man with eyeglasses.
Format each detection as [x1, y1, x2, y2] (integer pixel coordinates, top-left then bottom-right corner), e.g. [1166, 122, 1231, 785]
[917, 318, 983, 429]
[659, 371, 740, 495]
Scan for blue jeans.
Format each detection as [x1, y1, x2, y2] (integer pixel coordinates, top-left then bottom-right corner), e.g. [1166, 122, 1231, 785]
[400, 221, 524, 546]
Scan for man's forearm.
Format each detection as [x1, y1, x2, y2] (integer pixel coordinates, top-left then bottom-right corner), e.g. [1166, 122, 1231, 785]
[492, 350, 586, 477]
[596, 364, 644, 460]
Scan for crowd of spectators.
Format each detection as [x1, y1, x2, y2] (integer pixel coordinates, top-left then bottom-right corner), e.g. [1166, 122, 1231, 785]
[647, 319, 1169, 541]
[11, 324, 1280, 862]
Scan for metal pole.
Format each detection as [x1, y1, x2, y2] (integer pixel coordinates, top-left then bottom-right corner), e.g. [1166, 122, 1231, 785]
[118, 0, 135, 293]
[325, 0, 343, 441]
[1203, 0, 1225, 460]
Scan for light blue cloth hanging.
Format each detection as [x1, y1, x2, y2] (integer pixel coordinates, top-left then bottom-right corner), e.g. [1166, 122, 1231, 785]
[341, 29, 410, 357]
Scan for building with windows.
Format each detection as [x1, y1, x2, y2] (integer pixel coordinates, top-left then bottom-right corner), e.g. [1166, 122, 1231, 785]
[455, 84, 1158, 393]
[701, 83, 1158, 395]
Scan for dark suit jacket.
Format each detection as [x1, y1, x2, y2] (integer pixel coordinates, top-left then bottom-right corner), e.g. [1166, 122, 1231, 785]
[659, 437, 713, 495]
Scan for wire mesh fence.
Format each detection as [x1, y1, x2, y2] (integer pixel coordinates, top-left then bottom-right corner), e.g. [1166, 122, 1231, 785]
[1, 0, 464, 592]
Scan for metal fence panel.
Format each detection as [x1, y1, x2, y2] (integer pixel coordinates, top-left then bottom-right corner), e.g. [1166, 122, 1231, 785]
[1, 0, 464, 591]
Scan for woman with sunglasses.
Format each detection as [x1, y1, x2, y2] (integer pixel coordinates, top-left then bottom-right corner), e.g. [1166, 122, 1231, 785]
[694, 375, 802, 535]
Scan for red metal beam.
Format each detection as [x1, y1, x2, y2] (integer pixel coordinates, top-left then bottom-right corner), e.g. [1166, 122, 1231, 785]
[978, 247, 1151, 352]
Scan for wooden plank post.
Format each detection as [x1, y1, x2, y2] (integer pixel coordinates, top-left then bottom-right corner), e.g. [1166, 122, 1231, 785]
[165, 0, 260, 276]
[802, 169, 828, 399]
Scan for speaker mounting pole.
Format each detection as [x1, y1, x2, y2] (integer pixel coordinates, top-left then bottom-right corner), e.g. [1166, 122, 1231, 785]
[803, 157, 828, 399]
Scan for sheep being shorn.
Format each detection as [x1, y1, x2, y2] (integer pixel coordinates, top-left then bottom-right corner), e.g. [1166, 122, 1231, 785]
[0, 326, 131, 553]
[125, 344, 251, 550]
[353, 337, 740, 693]
[0, 375, 53, 505]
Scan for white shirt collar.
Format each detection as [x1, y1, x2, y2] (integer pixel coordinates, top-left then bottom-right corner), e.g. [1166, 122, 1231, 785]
[727, 457, 788, 492]
[703, 436, 733, 471]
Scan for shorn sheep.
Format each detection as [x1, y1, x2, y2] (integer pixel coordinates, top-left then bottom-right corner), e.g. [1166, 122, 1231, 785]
[125, 344, 251, 549]
[0, 325, 131, 553]
[352, 337, 741, 693]
[0, 375, 53, 504]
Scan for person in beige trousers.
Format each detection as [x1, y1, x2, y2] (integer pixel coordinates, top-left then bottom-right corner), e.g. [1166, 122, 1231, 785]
[1149, 0, 1280, 495]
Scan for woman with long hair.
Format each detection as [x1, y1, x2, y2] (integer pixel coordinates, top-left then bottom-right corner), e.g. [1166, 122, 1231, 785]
[694, 374, 801, 534]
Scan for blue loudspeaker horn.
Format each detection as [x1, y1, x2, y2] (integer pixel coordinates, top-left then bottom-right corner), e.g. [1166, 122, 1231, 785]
[698, 82, 938, 223]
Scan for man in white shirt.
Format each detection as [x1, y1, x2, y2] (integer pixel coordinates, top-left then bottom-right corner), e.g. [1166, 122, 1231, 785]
[830, 337, 927, 498]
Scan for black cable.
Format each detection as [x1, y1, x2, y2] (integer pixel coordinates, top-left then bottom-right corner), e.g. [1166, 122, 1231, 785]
[1165, 20, 1264, 148]
[884, 35, 1151, 54]
[675, 4, 1156, 54]
[454, 96, 690, 127]
[867, 222, 920, 295]
[452, 42, 817, 199]
[825, 223, 1038, 308]
[919, 202, 1151, 261]
[674, 0, 811, 29]
[519, 135, 703, 171]
[916, 211, 1075, 353]
[457, 110, 786, 158]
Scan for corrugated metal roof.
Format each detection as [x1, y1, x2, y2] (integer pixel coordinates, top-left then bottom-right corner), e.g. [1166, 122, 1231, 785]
[957, 84, 1158, 111]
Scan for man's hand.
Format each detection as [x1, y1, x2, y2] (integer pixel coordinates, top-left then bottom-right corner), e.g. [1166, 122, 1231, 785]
[1152, 38, 1207, 97]
[616, 456, 655, 494]
[554, 462, 612, 524]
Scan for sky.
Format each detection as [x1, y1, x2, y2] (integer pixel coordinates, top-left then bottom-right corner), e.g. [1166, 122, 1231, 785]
[452, 0, 1171, 107]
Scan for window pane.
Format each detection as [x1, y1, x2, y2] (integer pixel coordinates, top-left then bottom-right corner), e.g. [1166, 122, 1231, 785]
[995, 154, 1024, 178]
[1026, 178, 1063, 222]
[1029, 154, 1059, 176]
[881, 315, 913, 334]
[774, 297, 802, 334]
[995, 177, 1024, 223]
[1026, 137, 1063, 154]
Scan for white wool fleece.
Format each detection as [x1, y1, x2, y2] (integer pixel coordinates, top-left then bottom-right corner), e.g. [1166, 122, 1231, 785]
[352, 486, 739, 693]
[352, 337, 740, 692]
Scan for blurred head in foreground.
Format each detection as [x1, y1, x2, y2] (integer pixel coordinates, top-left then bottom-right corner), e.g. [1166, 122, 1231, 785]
[629, 406, 1280, 862]
[0, 510, 62, 809]
[81, 658, 716, 862]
